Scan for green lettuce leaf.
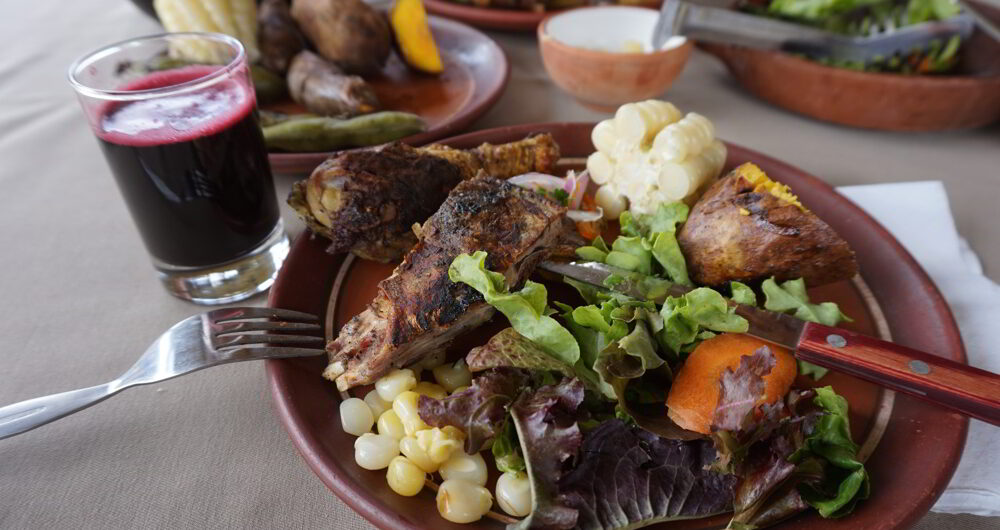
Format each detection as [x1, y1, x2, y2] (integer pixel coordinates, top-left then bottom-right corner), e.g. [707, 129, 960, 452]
[465, 327, 606, 397]
[449, 251, 580, 365]
[492, 418, 525, 474]
[622, 202, 692, 285]
[791, 387, 870, 518]
[731, 281, 757, 306]
[576, 203, 692, 285]
[761, 277, 850, 379]
[660, 287, 750, 354]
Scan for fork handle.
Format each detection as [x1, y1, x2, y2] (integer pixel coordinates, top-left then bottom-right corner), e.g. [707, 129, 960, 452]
[0, 383, 117, 440]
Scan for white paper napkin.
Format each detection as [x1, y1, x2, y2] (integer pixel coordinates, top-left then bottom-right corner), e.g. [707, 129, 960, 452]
[837, 181, 1000, 516]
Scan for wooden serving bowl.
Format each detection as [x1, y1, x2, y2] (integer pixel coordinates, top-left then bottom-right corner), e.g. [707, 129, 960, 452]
[700, 5, 1000, 131]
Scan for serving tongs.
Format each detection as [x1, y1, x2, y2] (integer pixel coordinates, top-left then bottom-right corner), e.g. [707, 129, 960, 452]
[541, 260, 1000, 427]
[652, 0, 976, 64]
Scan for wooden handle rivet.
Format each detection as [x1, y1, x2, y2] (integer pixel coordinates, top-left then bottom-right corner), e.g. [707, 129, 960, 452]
[826, 334, 847, 348]
[909, 360, 932, 375]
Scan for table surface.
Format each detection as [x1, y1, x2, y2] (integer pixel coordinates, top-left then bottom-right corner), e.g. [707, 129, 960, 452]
[1, 2, 998, 529]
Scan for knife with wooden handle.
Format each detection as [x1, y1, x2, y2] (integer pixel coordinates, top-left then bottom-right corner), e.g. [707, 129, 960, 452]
[539, 260, 1000, 426]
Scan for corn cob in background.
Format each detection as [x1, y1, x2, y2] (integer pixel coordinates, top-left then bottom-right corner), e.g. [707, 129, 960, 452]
[153, 0, 260, 62]
[587, 100, 727, 219]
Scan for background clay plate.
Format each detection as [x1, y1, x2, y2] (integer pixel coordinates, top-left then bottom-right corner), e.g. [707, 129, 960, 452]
[423, 0, 662, 32]
[699, 3, 1000, 131]
[266, 16, 509, 175]
[266, 123, 967, 529]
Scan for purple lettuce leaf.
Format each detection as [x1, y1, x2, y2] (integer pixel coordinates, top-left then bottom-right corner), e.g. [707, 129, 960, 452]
[509, 378, 586, 530]
[558, 419, 737, 530]
[707, 346, 868, 528]
[418, 368, 529, 453]
[712, 346, 776, 432]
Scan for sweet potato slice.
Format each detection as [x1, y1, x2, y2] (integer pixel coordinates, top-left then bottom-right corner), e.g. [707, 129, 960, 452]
[677, 162, 858, 287]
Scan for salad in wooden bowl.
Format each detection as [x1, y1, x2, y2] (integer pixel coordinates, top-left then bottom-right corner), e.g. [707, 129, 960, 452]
[700, 0, 1000, 130]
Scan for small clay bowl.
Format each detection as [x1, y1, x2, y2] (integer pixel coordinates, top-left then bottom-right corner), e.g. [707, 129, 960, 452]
[538, 6, 693, 111]
[700, 4, 1000, 131]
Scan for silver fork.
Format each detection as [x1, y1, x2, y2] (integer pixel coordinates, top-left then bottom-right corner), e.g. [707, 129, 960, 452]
[0, 307, 324, 440]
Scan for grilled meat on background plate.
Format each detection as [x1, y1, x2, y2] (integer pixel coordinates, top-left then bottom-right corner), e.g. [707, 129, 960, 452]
[288, 134, 560, 262]
[324, 176, 568, 391]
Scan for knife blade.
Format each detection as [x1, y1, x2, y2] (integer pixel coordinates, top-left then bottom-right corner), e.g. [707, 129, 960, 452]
[538, 260, 1000, 426]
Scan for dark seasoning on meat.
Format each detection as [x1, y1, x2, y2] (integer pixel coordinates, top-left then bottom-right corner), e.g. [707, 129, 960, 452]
[324, 177, 568, 391]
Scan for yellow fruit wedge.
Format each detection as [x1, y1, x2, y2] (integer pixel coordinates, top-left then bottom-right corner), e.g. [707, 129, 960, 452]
[390, 0, 444, 74]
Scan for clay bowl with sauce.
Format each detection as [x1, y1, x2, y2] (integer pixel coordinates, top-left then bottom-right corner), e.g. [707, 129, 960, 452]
[699, 3, 1000, 131]
[538, 6, 693, 111]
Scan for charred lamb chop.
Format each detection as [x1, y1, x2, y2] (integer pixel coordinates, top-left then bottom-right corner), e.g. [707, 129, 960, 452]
[324, 176, 567, 391]
[288, 134, 560, 262]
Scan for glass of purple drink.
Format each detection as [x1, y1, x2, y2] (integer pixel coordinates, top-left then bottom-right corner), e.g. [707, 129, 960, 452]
[68, 33, 287, 304]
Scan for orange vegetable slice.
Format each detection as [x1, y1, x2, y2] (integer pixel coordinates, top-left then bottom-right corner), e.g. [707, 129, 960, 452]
[389, 0, 444, 74]
[666, 333, 797, 435]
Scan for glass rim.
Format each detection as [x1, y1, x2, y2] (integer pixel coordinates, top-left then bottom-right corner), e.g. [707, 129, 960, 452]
[67, 31, 246, 101]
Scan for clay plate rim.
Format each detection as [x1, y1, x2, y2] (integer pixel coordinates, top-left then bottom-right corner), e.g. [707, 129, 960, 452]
[266, 122, 968, 529]
[266, 16, 510, 175]
[423, 0, 662, 32]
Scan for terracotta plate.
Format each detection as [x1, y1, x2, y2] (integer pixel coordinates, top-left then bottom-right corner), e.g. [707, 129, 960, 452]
[699, 3, 1000, 131]
[266, 16, 509, 175]
[266, 123, 967, 529]
[423, 0, 661, 32]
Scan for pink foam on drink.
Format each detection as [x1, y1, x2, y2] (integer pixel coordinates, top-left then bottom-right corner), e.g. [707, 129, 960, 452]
[98, 65, 255, 147]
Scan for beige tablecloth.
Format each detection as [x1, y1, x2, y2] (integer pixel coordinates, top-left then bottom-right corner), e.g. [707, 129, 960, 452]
[1, 2, 998, 529]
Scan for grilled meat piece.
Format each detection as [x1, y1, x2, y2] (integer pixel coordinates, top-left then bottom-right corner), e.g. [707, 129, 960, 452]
[324, 177, 567, 391]
[420, 134, 561, 181]
[288, 134, 560, 262]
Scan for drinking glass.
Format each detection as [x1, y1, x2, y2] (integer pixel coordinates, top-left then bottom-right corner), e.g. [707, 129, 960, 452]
[68, 32, 288, 304]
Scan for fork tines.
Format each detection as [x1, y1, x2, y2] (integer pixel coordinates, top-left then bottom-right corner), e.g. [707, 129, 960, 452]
[207, 307, 325, 354]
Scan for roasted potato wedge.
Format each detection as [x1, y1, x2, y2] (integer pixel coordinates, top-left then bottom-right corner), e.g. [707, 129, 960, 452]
[677, 163, 858, 287]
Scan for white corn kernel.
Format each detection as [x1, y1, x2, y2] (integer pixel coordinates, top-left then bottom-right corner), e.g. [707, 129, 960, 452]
[399, 435, 439, 473]
[496, 471, 532, 517]
[416, 427, 465, 464]
[586, 151, 615, 186]
[392, 391, 429, 436]
[595, 185, 627, 220]
[354, 433, 399, 470]
[377, 410, 406, 440]
[437, 479, 493, 524]
[440, 451, 488, 486]
[413, 382, 448, 400]
[590, 119, 618, 154]
[652, 112, 715, 162]
[614, 100, 681, 145]
[376, 368, 417, 402]
[364, 389, 392, 418]
[340, 398, 375, 436]
[433, 360, 472, 393]
[386, 456, 425, 497]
